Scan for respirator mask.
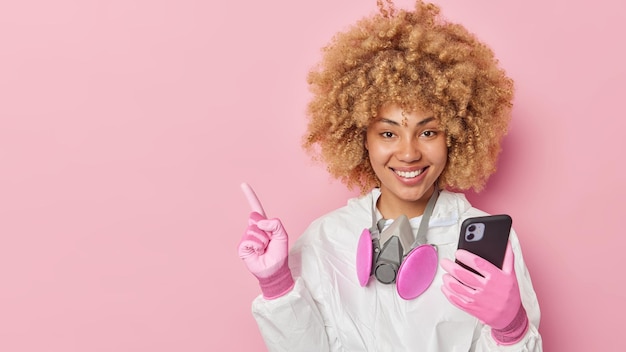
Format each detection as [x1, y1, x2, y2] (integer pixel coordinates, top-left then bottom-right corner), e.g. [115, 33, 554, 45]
[356, 189, 439, 300]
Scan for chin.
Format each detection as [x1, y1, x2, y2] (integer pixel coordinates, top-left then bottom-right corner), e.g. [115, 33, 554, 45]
[395, 188, 431, 203]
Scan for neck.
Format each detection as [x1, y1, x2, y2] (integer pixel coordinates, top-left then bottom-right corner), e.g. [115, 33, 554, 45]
[376, 187, 436, 220]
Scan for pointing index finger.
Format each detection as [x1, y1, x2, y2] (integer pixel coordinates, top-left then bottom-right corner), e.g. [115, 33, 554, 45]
[240, 182, 267, 218]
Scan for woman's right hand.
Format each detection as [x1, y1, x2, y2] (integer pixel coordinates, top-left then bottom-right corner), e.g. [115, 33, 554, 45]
[238, 183, 294, 299]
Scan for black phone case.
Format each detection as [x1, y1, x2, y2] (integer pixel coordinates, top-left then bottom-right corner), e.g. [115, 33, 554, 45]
[456, 214, 512, 276]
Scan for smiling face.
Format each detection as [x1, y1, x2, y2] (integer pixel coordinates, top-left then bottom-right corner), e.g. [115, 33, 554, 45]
[365, 104, 448, 219]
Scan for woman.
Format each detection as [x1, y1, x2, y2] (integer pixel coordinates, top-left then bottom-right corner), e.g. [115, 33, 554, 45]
[238, 1, 542, 350]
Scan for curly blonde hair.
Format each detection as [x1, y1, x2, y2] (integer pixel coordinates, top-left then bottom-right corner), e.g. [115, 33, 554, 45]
[303, 0, 514, 194]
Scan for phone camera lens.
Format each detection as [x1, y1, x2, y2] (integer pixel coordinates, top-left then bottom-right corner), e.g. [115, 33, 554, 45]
[468, 224, 476, 232]
[467, 233, 475, 240]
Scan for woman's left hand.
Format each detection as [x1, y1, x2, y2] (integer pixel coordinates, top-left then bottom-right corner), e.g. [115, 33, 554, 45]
[440, 242, 529, 344]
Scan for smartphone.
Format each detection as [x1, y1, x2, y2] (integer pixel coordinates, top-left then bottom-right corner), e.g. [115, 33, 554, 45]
[456, 214, 512, 276]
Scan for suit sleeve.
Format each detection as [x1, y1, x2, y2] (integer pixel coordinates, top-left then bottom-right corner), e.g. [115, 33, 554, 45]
[251, 231, 335, 352]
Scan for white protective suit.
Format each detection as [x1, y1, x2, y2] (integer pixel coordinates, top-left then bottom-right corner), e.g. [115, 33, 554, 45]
[252, 189, 542, 351]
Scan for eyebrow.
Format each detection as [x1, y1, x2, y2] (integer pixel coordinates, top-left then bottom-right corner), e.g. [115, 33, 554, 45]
[376, 116, 437, 126]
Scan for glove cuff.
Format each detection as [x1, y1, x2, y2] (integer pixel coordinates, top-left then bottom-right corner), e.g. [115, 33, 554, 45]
[257, 259, 295, 300]
[491, 304, 530, 345]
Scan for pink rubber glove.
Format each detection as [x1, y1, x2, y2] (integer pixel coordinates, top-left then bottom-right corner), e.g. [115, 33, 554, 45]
[238, 183, 294, 299]
[441, 242, 529, 345]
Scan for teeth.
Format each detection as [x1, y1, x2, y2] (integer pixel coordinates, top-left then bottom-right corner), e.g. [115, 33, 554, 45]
[395, 169, 423, 178]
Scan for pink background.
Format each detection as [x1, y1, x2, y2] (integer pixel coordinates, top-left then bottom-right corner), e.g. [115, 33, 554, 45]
[1, 0, 624, 350]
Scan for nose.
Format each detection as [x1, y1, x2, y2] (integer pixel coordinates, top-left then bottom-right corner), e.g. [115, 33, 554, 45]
[396, 136, 421, 162]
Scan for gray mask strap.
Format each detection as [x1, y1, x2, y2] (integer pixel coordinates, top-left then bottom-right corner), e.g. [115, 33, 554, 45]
[370, 197, 383, 238]
[412, 188, 440, 248]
